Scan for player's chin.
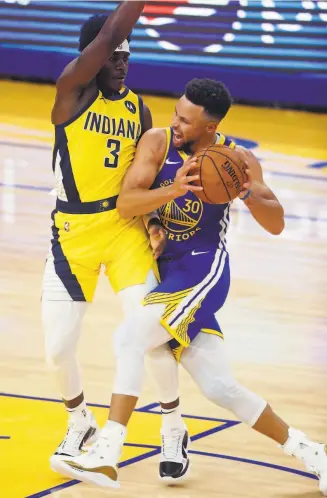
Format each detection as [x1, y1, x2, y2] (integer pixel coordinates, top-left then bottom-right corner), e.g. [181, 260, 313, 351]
[173, 134, 184, 149]
[111, 78, 125, 92]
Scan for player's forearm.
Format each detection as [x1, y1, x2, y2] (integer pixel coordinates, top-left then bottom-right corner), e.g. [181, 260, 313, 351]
[117, 186, 177, 218]
[244, 191, 284, 235]
[100, 1, 145, 52]
[73, 2, 145, 85]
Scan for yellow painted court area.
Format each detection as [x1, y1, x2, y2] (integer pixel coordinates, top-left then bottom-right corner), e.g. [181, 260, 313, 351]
[0, 394, 227, 498]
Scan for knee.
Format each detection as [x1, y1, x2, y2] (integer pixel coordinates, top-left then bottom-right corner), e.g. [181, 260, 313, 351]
[113, 306, 165, 358]
[112, 320, 148, 359]
[199, 374, 242, 409]
[45, 340, 73, 369]
[42, 300, 84, 368]
[199, 375, 266, 425]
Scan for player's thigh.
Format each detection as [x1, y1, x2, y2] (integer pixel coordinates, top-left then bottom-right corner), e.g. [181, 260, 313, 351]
[168, 315, 224, 361]
[144, 249, 230, 347]
[180, 332, 233, 389]
[49, 211, 101, 302]
[104, 218, 158, 294]
[117, 270, 158, 316]
[115, 280, 169, 355]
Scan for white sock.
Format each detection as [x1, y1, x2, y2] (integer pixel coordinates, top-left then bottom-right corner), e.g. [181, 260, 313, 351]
[161, 405, 185, 432]
[104, 420, 127, 440]
[67, 400, 89, 425]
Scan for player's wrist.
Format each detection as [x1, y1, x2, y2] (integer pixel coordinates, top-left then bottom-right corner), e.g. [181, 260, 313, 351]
[147, 217, 163, 232]
[239, 189, 252, 201]
[166, 183, 182, 200]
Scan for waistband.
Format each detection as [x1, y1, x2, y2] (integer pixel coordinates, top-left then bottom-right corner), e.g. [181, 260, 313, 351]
[56, 195, 118, 214]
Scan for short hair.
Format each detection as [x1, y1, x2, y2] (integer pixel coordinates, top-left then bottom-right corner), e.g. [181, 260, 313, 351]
[185, 78, 232, 121]
[79, 14, 131, 52]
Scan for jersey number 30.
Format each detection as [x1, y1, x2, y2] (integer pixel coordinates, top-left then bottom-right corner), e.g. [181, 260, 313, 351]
[105, 139, 121, 168]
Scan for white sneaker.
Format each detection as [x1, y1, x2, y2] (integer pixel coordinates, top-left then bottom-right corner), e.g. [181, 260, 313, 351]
[50, 410, 99, 476]
[159, 427, 190, 482]
[297, 443, 327, 495]
[59, 423, 126, 488]
[283, 428, 327, 496]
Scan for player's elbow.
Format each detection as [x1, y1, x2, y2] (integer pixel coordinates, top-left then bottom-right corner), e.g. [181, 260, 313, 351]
[116, 195, 131, 218]
[270, 215, 285, 235]
[270, 223, 284, 236]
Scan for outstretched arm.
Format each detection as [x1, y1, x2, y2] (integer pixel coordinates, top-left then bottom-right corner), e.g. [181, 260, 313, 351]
[237, 147, 285, 235]
[57, 1, 145, 95]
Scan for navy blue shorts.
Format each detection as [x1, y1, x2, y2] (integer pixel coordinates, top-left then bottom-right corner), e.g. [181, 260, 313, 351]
[143, 248, 230, 351]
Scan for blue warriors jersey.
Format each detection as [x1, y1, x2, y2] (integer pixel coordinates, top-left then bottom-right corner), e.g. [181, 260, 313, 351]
[144, 128, 235, 358]
[151, 128, 236, 259]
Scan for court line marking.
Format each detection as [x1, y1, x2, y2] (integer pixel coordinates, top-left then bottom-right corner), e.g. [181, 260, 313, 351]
[1, 391, 235, 498]
[1, 391, 318, 497]
[0, 392, 155, 411]
[189, 449, 319, 481]
[0, 182, 326, 224]
[0, 139, 326, 183]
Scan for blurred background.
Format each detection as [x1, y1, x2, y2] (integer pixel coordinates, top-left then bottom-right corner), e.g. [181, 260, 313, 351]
[0, 3, 327, 497]
[0, 0, 326, 109]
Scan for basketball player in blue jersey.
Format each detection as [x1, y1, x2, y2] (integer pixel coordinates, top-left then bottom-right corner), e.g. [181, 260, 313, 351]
[41, 1, 170, 476]
[60, 78, 327, 494]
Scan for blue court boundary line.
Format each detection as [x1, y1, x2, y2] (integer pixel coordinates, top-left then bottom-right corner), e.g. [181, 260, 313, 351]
[0, 138, 326, 183]
[189, 449, 319, 481]
[1, 391, 318, 497]
[0, 391, 240, 425]
[1, 182, 327, 224]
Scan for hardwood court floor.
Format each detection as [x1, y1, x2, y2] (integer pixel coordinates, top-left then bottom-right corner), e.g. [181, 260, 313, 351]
[0, 81, 326, 498]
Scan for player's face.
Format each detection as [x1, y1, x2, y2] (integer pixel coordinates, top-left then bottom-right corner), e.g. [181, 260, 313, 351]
[98, 51, 130, 92]
[171, 95, 215, 153]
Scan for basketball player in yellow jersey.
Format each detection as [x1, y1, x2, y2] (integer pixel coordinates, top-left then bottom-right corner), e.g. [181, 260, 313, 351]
[41, 1, 166, 475]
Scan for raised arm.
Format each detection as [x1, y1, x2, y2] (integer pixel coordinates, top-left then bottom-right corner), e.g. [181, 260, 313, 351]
[57, 1, 145, 95]
[117, 129, 201, 218]
[143, 104, 152, 133]
[237, 147, 285, 235]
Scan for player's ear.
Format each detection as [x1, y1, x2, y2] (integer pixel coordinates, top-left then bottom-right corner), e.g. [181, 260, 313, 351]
[206, 121, 217, 134]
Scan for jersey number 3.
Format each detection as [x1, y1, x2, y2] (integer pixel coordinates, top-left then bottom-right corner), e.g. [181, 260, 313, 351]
[105, 139, 121, 168]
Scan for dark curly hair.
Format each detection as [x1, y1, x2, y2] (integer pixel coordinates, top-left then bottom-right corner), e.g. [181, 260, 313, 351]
[185, 78, 232, 121]
[79, 14, 131, 52]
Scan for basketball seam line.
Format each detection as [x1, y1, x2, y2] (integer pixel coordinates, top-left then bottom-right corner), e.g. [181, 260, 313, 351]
[207, 148, 246, 189]
[208, 154, 231, 203]
[199, 149, 211, 204]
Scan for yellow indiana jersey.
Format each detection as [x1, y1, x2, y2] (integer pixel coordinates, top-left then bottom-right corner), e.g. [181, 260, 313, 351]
[52, 87, 144, 202]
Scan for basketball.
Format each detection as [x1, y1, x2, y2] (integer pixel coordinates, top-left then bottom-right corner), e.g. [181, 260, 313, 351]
[192, 144, 247, 204]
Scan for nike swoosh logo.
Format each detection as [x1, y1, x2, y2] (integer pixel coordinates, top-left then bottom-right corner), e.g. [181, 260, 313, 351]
[191, 250, 209, 256]
[166, 158, 180, 165]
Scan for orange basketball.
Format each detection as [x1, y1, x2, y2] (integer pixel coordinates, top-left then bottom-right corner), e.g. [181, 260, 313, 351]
[193, 144, 247, 204]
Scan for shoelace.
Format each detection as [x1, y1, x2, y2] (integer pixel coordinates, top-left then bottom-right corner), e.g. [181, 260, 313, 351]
[60, 424, 89, 455]
[162, 433, 183, 461]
